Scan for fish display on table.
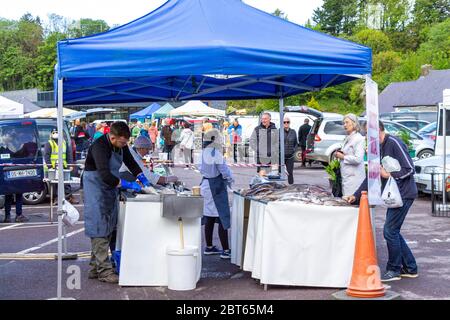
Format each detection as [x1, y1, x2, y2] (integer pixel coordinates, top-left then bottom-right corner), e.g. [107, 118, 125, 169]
[240, 183, 350, 207]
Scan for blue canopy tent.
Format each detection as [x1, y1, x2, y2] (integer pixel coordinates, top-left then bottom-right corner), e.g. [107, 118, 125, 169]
[129, 102, 161, 121]
[52, 0, 371, 298]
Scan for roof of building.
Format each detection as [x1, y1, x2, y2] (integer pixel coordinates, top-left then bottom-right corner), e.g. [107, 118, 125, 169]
[379, 69, 450, 114]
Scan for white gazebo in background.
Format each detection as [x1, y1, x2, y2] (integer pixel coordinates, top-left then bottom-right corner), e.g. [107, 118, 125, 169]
[0, 95, 24, 119]
[169, 100, 226, 118]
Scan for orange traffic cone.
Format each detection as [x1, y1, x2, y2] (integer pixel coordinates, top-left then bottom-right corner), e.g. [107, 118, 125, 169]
[346, 191, 385, 298]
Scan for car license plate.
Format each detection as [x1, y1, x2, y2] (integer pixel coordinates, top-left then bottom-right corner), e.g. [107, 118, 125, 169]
[7, 169, 38, 179]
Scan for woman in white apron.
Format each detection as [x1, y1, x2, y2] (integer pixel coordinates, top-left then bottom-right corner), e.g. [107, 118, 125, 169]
[200, 129, 234, 259]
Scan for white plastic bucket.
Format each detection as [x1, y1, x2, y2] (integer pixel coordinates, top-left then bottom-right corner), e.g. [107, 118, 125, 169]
[166, 245, 198, 291]
[159, 153, 169, 161]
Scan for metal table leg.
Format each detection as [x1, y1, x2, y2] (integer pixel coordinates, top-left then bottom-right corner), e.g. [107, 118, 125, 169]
[50, 183, 53, 224]
[63, 224, 67, 255]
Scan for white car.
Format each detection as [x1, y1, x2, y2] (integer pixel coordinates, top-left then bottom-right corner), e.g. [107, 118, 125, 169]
[306, 116, 435, 165]
[414, 155, 450, 200]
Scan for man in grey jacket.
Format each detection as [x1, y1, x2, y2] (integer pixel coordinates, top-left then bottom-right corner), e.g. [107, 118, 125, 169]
[250, 113, 279, 173]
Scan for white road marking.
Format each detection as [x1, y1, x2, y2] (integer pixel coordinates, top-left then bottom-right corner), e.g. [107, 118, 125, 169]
[0, 224, 22, 231]
[12, 204, 84, 210]
[16, 227, 85, 254]
[1, 221, 82, 226]
[13, 223, 84, 230]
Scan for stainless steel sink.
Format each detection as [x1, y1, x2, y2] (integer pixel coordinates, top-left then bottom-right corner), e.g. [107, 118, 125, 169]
[161, 194, 203, 219]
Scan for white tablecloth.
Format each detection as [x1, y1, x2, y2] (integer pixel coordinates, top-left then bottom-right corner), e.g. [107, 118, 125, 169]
[242, 200, 360, 288]
[230, 193, 245, 266]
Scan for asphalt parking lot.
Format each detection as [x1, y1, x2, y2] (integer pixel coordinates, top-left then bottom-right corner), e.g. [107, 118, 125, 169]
[1, 163, 450, 300]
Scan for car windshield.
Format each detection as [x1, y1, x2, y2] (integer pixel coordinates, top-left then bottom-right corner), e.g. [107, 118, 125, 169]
[384, 122, 420, 140]
[418, 122, 437, 134]
[38, 125, 70, 147]
[0, 124, 38, 159]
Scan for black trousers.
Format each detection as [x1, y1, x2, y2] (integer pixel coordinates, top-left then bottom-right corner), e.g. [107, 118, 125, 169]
[233, 144, 238, 163]
[163, 144, 175, 160]
[204, 216, 229, 251]
[285, 157, 295, 184]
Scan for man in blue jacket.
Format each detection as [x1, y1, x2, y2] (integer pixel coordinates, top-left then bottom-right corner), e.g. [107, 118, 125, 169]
[347, 121, 418, 282]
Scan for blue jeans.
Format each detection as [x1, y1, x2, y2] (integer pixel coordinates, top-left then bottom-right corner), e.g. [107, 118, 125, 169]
[4, 194, 23, 217]
[383, 199, 417, 274]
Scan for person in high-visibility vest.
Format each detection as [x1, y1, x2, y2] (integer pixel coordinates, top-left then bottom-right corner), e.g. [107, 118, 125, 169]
[44, 129, 79, 204]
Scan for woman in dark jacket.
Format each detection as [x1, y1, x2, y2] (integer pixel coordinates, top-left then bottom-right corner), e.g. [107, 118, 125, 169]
[283, 116, 298, 184]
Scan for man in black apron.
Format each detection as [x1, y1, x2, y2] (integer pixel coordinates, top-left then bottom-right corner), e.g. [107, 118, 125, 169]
[83, 122, 151, 283]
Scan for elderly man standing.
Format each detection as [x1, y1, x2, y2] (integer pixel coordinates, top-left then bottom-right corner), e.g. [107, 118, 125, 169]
[282, 116, 298, 184]
[250, 113, 279, 173]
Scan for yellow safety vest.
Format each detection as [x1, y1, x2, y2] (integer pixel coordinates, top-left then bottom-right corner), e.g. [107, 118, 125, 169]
[48, 139, 67, 169]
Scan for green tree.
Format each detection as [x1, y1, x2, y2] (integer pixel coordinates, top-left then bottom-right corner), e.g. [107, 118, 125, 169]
[69, 19, 110, 38]
[351, 28, 392, 53]
[418, 18, 450, 69]
[45, 13, 72, 36]
[412, 0, 450, 27]
[307, 96, 320, 109]
[313, 0, 360, 35]
[272, 9, 288, 20]
[17, 13, 43, 56]
[35, 32, 67, 90]
[370, 0, 411, 32]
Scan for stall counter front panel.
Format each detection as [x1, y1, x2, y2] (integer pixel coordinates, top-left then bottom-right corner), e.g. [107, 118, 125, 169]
[117, 194, 202, 287]
[233, 193, 361, 288]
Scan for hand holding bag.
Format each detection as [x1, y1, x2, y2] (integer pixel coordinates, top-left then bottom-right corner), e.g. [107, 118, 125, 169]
[381, 177, 403, 208]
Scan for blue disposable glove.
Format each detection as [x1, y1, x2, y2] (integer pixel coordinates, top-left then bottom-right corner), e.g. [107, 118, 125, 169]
[120, 179, 142, 193]
[137, 172, 151, 187]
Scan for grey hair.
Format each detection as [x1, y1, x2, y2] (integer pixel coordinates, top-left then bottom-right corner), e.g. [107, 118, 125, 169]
[261, 112, 271, 119]
[343, 113, 360, 132]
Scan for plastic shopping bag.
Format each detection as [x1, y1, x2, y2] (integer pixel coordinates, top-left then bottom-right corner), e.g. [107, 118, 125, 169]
[381, 177, 403, 208]
[381, 156, 401, 173]
[62, 200, 80, 227]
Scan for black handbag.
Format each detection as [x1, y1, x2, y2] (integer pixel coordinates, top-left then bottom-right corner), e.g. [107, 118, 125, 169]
[332, 167, 343, 197]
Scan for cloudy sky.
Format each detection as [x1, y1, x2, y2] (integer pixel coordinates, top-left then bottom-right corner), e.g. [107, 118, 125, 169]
[2, 0, 323, 27]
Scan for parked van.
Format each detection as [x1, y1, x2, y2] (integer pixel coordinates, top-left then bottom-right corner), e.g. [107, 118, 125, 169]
[434, 103, 450, 157]
[0, 119, 44, 196]
[21, 118, 78, 205]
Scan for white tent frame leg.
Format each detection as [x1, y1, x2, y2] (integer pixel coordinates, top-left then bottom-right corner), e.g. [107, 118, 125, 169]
[279, 98, 286, 180]
[50, 78, 75, 300]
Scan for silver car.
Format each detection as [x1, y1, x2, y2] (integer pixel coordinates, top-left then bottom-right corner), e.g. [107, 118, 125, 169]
[414, 155, 450, 200]
[306, 116, 435, 165]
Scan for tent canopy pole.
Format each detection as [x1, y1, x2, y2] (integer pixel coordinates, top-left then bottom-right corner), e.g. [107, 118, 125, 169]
[56, 79, 64, 300]
[279, 97, 285, 180]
